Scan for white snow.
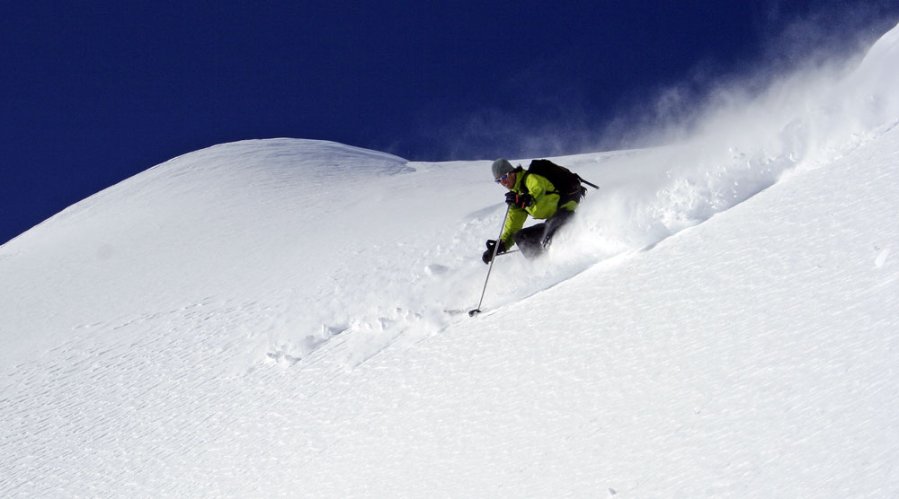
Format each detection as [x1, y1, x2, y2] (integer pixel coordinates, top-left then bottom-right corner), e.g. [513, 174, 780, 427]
[2, 22, 898, 498]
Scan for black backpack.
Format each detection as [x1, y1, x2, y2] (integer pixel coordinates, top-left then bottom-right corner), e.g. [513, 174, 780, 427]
[522, 159, 599, 201]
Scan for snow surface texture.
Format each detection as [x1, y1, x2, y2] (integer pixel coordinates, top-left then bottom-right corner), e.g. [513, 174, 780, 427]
[2, 23, 898, 498]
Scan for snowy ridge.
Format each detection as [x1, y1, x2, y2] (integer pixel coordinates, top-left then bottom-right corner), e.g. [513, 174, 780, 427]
[1, 22, 898, 498]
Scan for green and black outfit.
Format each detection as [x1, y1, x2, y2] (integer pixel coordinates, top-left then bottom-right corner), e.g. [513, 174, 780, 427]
[500, 164, 583, 259]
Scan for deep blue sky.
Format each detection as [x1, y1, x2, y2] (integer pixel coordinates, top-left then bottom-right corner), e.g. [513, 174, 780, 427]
[2, 1, 898, 245]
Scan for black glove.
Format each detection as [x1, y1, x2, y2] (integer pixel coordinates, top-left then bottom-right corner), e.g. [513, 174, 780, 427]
[505, 191, 533, 209]
[481, 239, 506, 264]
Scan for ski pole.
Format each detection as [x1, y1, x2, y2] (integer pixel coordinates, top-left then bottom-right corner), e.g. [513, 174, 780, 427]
[469, 204, 511, 317]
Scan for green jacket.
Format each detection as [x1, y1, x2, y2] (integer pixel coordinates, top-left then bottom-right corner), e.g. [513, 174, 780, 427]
[500, 170, 579, 249]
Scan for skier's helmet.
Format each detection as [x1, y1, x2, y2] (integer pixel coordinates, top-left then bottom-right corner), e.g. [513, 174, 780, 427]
[491, 158, 515, 180]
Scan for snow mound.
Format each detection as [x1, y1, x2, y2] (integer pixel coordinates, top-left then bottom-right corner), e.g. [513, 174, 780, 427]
[0, 139, 427, 369]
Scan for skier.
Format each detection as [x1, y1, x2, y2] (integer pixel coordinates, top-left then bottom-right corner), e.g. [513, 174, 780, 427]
[482, 158, 587, 263]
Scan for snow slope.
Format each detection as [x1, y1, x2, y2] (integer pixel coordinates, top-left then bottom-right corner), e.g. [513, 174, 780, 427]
[1, 22, 898, 498]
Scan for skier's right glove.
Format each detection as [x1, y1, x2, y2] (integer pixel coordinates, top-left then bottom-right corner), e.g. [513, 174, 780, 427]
[482, 239, 506, 264]
[505, 191, 533, 209]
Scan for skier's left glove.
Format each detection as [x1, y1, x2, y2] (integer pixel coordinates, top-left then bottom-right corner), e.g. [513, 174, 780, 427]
[505, 191, 533, 209]
[482, 239, 506, 264]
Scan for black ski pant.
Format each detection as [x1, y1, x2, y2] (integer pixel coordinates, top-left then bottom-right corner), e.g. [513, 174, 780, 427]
[513, 208, 575, 259]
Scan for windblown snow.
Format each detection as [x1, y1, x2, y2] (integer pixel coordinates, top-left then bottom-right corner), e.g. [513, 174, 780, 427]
[2, 23, 898, 498]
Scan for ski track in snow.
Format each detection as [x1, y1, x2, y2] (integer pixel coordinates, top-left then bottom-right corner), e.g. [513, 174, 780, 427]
[2, 21, 899, 497]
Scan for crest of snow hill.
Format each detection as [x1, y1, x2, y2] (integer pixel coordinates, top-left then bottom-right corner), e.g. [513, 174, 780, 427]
[1, 22, 898, 498]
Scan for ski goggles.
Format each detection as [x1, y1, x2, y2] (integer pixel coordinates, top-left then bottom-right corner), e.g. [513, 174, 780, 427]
[495, 173, 511, 183]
